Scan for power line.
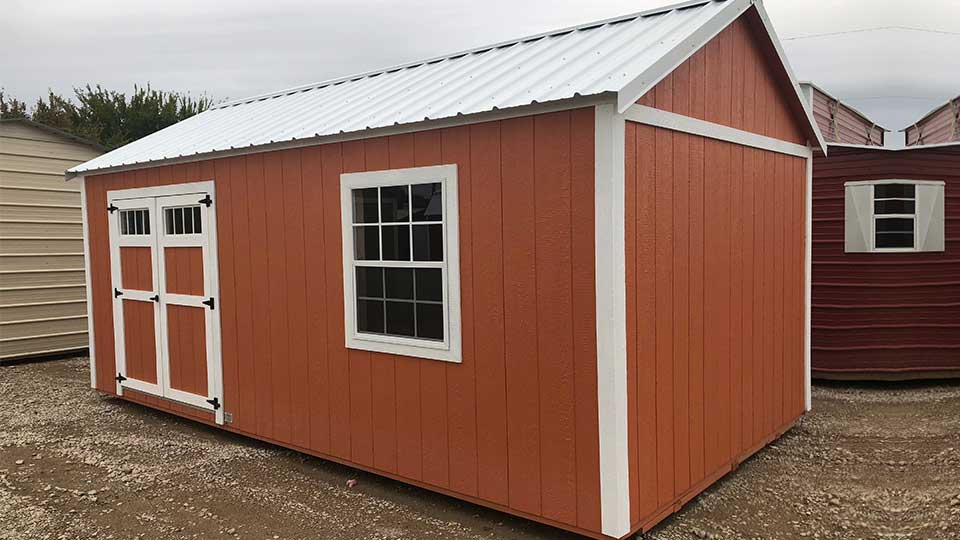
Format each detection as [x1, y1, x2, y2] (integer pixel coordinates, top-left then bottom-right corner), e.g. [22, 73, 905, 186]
[783, 26, 960, 41]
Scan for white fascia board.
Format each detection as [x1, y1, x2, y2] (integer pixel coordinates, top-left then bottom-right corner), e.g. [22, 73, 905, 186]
[617, 0, 753, 114]
[79, 176, 97, 389]
[804, 149, 812, 411]
[594, 103, 631, 538]
[625, 105, 812, 158]
[749, 0, 828, 155]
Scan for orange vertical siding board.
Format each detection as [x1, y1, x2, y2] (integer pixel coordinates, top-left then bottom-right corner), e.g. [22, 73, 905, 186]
[534, 111, 577, 525]
[570, 106, 601, 531]
[229, 156, 256, 433]
[500, 116, 542, 515]
[635, 123, 659, 518]
[469, 122, 509, 505]
[301, 146, 331, 453]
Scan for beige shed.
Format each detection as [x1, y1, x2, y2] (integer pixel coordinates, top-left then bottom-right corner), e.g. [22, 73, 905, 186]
[0, 119, 103, 361]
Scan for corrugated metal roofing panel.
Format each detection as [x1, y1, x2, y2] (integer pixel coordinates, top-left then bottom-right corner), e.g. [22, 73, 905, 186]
[71, 0, 804, 175]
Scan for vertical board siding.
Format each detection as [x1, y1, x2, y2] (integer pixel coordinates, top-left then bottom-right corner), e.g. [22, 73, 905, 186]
[120, 247, 153, 291]
[811, 146, 960, 373]
[83, 108, 600, 534]
[624, 14, 809, 531]
[625, 123, 807, 531]
[163, 247, 204, 295]
[639, 16, 808, 146]
[121, 300, 158, 383]
[166, 304, 208, 395]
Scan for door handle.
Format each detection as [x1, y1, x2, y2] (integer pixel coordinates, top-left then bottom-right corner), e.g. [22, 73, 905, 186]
[150, 294, 160, 302]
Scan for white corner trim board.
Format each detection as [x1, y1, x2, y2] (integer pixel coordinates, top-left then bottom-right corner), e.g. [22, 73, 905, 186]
[624, 105, 813, 159]
[79, 176, 97, 389]
[594, 103, 631, 538]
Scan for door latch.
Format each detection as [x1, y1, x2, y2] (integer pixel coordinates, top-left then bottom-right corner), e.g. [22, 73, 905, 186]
[149, 294, 160, 302]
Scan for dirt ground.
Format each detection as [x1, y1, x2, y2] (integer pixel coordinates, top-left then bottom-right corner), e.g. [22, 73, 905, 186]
[1, 357, 958, 540]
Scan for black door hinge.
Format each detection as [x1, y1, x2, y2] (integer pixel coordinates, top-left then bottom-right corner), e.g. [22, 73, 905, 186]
[202, 297, 215, 310]
[198, 194, 213, 207]
[149, 294, 160, 302]
[108, 203, 119, 213]
[114, 288, 123, 298]
[115, 373, 127, 383]
[206, 397, 221, 410]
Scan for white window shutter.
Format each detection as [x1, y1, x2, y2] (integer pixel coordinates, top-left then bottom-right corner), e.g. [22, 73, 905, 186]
[916, 183, 946, 252]
[844, 184, 872, 253]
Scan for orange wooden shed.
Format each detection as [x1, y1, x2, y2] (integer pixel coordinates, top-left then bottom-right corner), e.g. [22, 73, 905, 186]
[69, 1, 823, 537]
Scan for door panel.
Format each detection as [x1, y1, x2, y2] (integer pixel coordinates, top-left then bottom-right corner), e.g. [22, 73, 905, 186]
[120, 247, 154, 290]
[122, 299, 159, 384]
[166, 304, 208, 396]
[164, 247, 205, 295]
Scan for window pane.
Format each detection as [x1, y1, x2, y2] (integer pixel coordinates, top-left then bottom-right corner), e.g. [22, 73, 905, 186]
[143, 211, 150, 235]
[385, 268, 414, 300]
[193, 207, 202, 233]
[413, 224, 443, 261]
[356, 267, 384, 298]
[875, 184, 915, 199]
[381, 225, 411, 261]
[380, 185, 410, 222]
[874, 200, 915, 214]
[357, 299, 385, 333]
[127, 211, 136, 234]
[184, 207, 194, 234]
[174, 208, 184, 234]
[354, 226, 380, 260]
[412, 183, 442, 222]
[415, 268, 442, 301]
[120, 212, 128, 235]
[416, 303, 444, 340]
[135, 210, 144, 234]
[352, 188, 379, 223]
[876, 218, 913, 232]
[165, 209, 174, 235]
[876, 218, 914, 248]
[385, 301, 416, 337]
[876, 232, 914, 248]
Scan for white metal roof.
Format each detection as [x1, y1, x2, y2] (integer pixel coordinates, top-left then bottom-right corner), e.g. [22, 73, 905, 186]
[70, 0, 819, 177]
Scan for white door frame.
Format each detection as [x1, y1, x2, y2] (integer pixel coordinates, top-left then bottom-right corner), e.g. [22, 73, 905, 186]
[107, 181, 224, 425]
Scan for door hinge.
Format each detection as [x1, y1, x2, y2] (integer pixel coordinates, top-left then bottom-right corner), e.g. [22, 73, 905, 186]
[115, 373, 127, 383]
[202, 297, 215, 310]
[198, 194, 213, 207]
[114, 288, 123, 298]
[149, 294, 160, 302]
[206, 397, 221, 410]
[108, 203, 119, 213]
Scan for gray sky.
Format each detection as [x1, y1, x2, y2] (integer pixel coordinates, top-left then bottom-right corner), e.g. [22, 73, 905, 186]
[3, 0, 958, 135]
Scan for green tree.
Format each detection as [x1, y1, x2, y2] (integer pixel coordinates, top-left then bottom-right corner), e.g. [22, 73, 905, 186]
[5, 85, 214, 149]
[0, 90, 29, 119]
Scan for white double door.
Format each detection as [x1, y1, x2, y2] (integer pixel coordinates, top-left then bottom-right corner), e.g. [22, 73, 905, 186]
[107, 182, 224, 424]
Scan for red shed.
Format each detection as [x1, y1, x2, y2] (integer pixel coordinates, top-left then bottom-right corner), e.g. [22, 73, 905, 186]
[69, 1, 821, 537]
[805, 84, 958, 378]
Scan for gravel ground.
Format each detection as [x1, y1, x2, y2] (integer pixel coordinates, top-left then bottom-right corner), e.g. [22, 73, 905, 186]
[1, 357, 958, 540]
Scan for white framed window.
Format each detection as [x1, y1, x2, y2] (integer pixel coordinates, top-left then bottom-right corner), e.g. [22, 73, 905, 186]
[119, 208, 151, 236]
[340, 164, 461, 363]
[844, 179, 945, 253]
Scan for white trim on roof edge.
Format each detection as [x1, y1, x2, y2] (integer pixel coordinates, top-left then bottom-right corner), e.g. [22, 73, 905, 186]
[748, 0, 828, 155]
[594, 103, 630, 539]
